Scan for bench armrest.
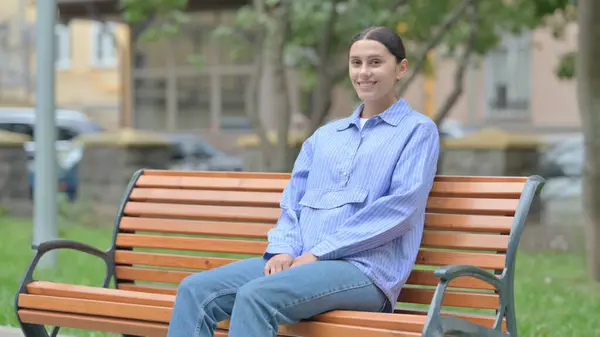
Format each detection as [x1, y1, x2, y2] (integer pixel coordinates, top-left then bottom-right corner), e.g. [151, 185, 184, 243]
[434, 264, 504, 291]
[17, 239, 114, 293]
[421, 265, 509, 337]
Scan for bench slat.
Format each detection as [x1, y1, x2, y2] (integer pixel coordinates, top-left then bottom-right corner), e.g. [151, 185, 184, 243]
[143, 169, 526, 183]
[123, 202, 281, 223]
[136, 175, 289, 192]
[18, 294, 171, 323]
[128, 188, 519, 216]
[144, 169, 290, 179]
[120, 214, 513, 237]
[429, 181, 524, 198]
[114, 235, 505, 270]
[18, 310, 168, 337]
[119, 217, 273, 238]
[118, 222, 508, 252]
[124, 198, 516, 222]
[132, 182, 525, 200]
[114, 251, 496, 290]
[398, 288, 499, 309]
[434, 176, 527, 182]
[424, 214, 512, 234]
[113, 281, 497, 310]
[115, 234, 266, 255]
[130, 188, 282, 207]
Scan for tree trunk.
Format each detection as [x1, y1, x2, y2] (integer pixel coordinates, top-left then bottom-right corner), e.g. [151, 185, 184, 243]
[577, 0, 600, 282]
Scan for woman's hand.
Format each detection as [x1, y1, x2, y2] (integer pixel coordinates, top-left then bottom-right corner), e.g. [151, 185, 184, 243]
[264, 254, 294, 275]
[291, 252, 318, 268]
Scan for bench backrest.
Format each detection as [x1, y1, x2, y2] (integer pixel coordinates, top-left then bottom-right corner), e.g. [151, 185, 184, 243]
[109, 169, 540, 321]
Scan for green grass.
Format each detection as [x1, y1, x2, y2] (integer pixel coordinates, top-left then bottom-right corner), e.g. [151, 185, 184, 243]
[1, 216, 599, 337]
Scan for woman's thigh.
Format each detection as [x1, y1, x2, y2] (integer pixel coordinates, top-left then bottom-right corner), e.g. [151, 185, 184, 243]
[233, 260, 389, 323]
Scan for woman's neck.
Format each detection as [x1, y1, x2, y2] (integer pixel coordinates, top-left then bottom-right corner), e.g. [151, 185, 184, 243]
[361, 95, 398, 118]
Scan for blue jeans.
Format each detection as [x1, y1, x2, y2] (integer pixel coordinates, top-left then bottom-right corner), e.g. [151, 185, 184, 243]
[167, 257, 390, 337]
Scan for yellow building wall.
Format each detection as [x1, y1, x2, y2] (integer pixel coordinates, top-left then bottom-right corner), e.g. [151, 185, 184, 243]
[0, 1, 125, 130]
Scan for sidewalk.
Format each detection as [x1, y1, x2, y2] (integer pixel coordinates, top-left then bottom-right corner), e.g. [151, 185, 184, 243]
[0, 327, 24, 337]
[0, 326, 71, 337]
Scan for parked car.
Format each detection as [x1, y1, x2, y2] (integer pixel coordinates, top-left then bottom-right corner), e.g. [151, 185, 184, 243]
[0, 106, 103, 201]
[161, 132, 244, 172]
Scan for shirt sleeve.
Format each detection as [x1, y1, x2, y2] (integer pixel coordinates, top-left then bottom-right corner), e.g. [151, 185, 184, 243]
[309, 123, 440, 260]
[264, 134, 315, 259]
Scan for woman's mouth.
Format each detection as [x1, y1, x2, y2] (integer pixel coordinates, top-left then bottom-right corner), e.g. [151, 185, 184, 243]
[357, 81, 377, 88]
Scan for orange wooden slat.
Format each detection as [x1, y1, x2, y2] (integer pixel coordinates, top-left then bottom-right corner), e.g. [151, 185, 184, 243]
[18, 294, 171, 323]
[426, 197, 518, 216]
[118, 283, 176, 295]
[429, 181, 524, 199]
[115, 251, 238, 270]
[123, 202, 281, 223]
[407, 270, 495, 290]
[124, 197, 517, 222]
[129, 188, 282, 207]
[425, 213, 513, 234]
[120, 214, 513, 237]
[114, 251, 497, 291]
[115, 233, 267, 255]
[434, 176, 527, 183]
[398, 288, 499, 310]
[128, 188, 520, 217]
[394, 308, 505, 330]
[119, 217, 273, 238]
[18, 310, 168, 337]
[115, 266, 190, 284]
[143, 169, 290, 179]
[415, 250, 505, 270]
[420, 231, 509, 252]
[26, 281, 174, 307]
[135, 175, 288, 192]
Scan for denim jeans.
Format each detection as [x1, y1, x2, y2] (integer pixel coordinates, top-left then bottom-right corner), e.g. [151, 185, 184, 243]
[166, 257, 390, 337]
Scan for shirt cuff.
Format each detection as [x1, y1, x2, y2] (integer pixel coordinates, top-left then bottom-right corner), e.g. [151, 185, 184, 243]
[264, 244, 298, 259]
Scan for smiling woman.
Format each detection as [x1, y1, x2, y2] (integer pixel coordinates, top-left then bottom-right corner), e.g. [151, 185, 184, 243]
[164, 26, 441, 337]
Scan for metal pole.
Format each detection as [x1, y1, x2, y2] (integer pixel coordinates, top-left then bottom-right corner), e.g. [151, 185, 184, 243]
[33, 0, 58, 268]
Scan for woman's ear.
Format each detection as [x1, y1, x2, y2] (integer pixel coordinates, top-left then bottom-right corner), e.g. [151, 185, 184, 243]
[397, 58, 408, 81]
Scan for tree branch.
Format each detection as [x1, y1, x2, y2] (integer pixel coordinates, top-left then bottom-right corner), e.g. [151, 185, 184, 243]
[397, 0, 475, 97]
[434, 1, 478, 125]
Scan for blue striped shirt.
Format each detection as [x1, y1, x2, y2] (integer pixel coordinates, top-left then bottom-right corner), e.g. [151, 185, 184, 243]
[265, 98, 440, 307]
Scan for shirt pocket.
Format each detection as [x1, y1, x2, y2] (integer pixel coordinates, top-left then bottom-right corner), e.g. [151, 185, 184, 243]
[299, 187, 369, 210]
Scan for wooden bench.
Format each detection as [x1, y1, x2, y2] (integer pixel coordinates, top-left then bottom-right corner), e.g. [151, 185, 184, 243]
[15, 169, 544, 337]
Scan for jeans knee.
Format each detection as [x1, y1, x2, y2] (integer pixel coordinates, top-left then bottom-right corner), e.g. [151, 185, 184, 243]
[177, 272, 209, 298]
[236, 280, 270, 308]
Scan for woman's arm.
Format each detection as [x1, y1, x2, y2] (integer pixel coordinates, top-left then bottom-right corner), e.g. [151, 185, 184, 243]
[309, 123, 440, 260]
[264, 134, 315, 259]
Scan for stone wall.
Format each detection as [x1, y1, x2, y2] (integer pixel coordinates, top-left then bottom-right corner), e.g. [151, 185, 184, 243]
[75, 128, 173, 218]
[0, 131, 32, 216]
[440, 127, 544, 229]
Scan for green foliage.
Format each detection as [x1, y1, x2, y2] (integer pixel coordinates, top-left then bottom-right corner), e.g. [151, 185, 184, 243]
[120, 0, 577, 103]
[556, 51, 577, 79]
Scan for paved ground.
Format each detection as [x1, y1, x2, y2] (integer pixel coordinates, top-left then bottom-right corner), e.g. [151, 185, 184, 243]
[0, 326, 72, 337]
[0, 327, 25, 337]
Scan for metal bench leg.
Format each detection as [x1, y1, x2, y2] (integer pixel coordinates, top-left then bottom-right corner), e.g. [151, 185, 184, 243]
[20, 323, 49, 337]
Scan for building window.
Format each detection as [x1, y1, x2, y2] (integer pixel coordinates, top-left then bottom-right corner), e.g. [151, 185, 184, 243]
[90, 21, 117, 67]
[55, 23, 70, 69]
[484, 31, 531, 119]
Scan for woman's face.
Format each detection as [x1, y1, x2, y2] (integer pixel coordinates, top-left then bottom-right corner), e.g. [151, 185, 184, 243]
[348, 39, 407, 102]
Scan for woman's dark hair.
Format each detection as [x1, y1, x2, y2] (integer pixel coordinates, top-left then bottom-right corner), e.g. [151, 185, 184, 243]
[350, 26, 406, 63]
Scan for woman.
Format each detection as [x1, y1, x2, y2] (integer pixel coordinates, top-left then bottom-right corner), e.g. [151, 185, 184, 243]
[167, 26, 440, 337]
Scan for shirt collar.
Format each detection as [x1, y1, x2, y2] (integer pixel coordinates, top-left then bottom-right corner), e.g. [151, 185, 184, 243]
[336, 98, 409, 131]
